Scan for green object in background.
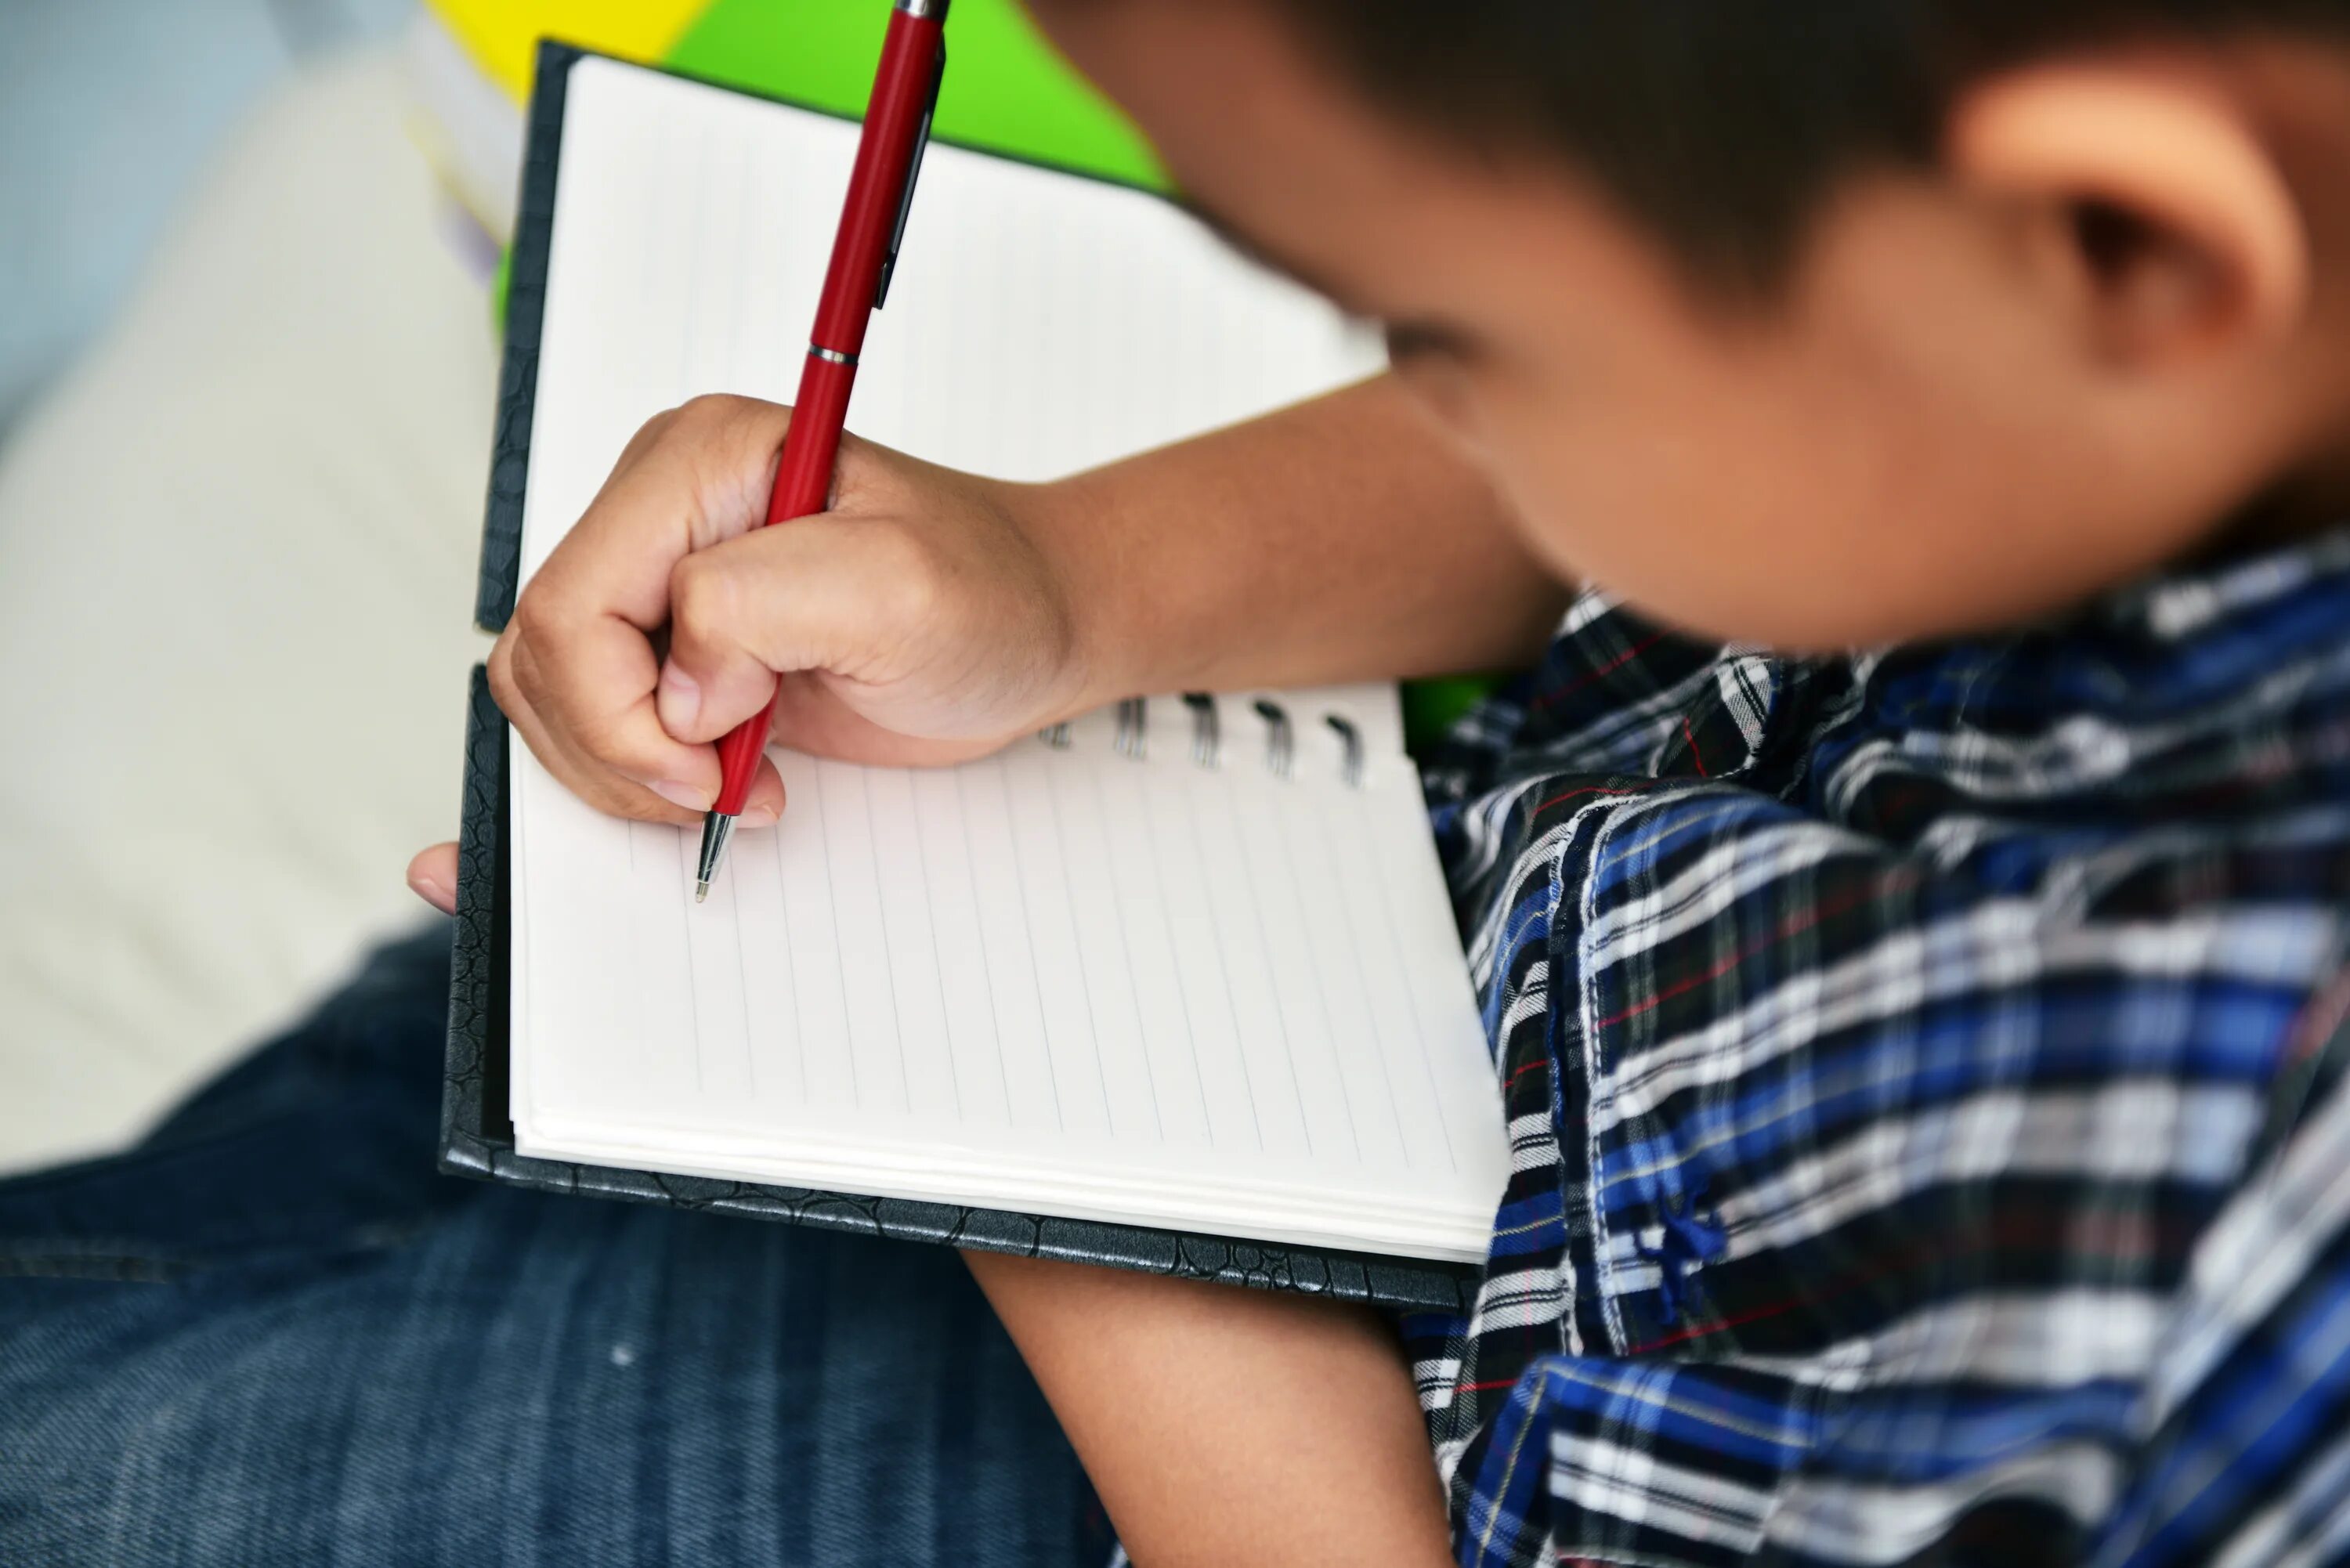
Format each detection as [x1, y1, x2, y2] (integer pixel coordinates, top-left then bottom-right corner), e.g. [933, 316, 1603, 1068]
[1403, 674, 1497, 754]
[665, 0, 1166, 190]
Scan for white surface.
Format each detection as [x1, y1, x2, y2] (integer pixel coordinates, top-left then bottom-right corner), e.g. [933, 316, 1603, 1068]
[510, 60, 1505, 1259]
[0, 49, 496, 1173]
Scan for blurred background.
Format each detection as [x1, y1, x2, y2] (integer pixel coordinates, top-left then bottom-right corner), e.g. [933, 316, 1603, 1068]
[0, 0, 1151, 1177]
[1, 0, 418, 431]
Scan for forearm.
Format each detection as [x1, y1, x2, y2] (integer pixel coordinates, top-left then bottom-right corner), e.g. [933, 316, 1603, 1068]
[1027, 375, 1568, 705]
[965, 1251, 1455, 1568]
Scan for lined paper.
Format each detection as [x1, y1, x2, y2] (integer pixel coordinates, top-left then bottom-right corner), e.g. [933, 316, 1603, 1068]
[508, 58, 1506, 1260]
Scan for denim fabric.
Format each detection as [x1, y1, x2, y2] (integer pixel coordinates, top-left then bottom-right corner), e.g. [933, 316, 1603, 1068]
[0, 927, 1104, 1568]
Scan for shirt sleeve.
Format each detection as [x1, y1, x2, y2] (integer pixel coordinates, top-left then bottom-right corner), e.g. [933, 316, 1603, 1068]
[2092, 1021, 2350, 1568]
[1412, 1017, 2350, 1568]
[1413, 561, 2350, 1567]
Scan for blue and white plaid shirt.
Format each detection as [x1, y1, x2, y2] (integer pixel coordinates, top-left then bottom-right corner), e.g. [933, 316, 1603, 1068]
[1408, 527, 2350, 1567]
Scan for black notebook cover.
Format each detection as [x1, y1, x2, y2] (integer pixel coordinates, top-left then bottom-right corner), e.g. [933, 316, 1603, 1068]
[436, 43, 1479, 1313]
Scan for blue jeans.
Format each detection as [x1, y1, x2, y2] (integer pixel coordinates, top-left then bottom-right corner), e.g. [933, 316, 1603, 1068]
[0, 928, 1105, 1567]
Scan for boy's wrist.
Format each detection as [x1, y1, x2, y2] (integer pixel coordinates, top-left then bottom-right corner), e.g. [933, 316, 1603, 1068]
[1014, 472, 1158, 715]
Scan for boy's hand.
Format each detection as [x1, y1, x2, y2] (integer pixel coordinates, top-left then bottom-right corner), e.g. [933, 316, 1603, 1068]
[492, 393, 1100, 833]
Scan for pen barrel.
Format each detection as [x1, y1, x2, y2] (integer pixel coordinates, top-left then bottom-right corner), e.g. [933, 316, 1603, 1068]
[709, 5, 944, 823]
[712, 698, 773, 817]
[809, 7, 945, 355]
[708, 353, 857, 817]
[768, 351, 857, 525]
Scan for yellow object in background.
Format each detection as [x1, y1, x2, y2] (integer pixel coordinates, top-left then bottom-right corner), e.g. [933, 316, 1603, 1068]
[425, 0, 708, 101]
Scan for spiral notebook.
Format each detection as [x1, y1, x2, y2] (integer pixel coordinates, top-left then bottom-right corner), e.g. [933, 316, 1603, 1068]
[443, 45, 1509, 1299]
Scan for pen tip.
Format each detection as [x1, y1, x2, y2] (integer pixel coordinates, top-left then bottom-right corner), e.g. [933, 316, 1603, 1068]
[695, 811, 735, 903]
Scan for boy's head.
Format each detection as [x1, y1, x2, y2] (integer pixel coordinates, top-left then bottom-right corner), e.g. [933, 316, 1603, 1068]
[1027, 1, 2350, 647]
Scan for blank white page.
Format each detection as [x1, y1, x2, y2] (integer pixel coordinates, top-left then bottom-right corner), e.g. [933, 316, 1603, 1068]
[509, 57, 1507, 1261]
[515, 57, 1389, 587]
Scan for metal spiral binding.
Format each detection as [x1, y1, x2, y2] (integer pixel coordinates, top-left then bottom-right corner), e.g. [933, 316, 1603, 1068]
[1043, 695, 1364, 787]
[1181, 692, 1220, 768]
[1253, 699, 1295, 781]
[1114, 698, 1147, 759]
[1326, 714, 1365, 788]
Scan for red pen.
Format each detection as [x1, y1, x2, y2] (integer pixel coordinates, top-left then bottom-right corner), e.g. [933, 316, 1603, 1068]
[696, 0, 949, 901]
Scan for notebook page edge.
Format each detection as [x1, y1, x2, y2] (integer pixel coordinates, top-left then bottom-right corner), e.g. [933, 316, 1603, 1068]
[513, 1119, 1495, 1263]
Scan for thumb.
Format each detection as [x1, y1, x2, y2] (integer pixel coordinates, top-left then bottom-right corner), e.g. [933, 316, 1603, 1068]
[658, 517, 929, 745]
[407, 842, 460, 915]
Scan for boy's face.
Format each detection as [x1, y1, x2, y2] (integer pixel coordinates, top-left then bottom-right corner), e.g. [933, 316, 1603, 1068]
[1030, 2, 2330, 648]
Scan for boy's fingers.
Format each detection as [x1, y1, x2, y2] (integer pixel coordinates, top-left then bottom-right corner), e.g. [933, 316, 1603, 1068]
[494, 631, 703, 824]
[407, 842, 460, 914]
[505, 613, 718, 798]
[494, 628, 786, 828]
[518, 681, 704, 823]
[743, 757, 787, 829]
[508, 674, 786, 829]
[540, 395, 795, 633]
[606, 402, 682, 475]
[495, 393, 834, 830]
[505, 396, 800, 800]
[660, 518, 923, 745]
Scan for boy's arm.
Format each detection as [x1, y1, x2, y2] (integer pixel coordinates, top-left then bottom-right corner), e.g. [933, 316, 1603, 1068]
[1031, 373, 1567, 700]
[965, 1251, 1458, 1568]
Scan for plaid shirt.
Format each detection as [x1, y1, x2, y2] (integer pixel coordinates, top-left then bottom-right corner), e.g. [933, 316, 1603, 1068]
[1408, 528, 2350, 1567]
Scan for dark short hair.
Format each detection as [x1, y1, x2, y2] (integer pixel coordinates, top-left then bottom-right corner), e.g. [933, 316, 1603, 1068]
[1237, 1, 2348, 289]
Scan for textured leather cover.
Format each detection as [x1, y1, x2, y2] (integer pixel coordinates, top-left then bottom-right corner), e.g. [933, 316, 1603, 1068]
[472, 42, 575, 633]
[439, 47, 1480, 1311]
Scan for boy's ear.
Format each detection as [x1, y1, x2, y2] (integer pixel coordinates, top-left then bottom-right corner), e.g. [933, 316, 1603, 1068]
[1947, 62, 2310, 370]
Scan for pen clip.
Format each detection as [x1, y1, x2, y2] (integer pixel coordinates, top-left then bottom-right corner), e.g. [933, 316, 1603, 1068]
[874, 40, 945, 311]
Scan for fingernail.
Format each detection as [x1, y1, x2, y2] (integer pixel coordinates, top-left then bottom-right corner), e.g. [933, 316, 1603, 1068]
[658, 663, 700, 731]
[740, 801, 779, 829]
[650, 779, 713, 811]
[407, 868, 454, 912]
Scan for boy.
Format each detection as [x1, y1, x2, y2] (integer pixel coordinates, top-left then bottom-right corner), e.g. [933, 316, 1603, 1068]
[13, 2, 2350, 1565]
